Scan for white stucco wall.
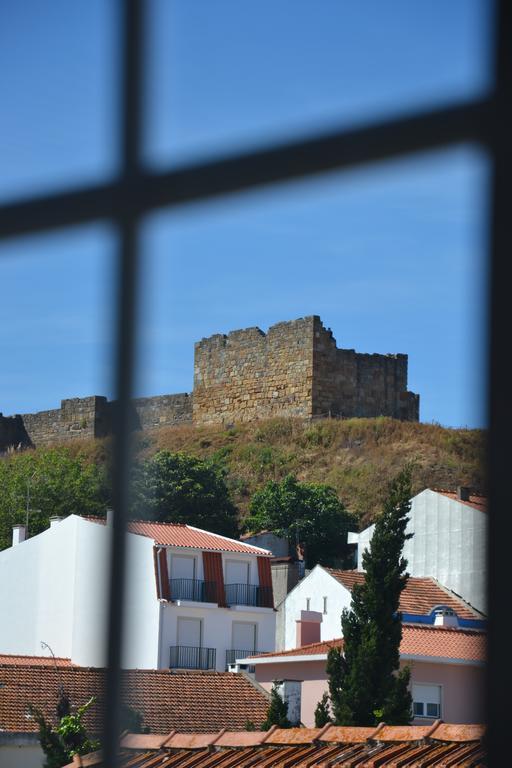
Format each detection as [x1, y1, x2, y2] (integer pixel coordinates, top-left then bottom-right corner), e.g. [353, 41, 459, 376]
[0, 515, 79, 658]
[0, 516, 161, 668]
[351, 490, 487, 614]
[0, 740, 44, 768]
[160, 601, 276, 671]
[281, 566, 351, 650]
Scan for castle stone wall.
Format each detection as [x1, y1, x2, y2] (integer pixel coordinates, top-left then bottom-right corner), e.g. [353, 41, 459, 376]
[0, 315, 419, 451]
[193, 317, 315, 426]
[193, 316, 419, 425]
[311, 317, 419, 419]
[133, 394, 192, 430]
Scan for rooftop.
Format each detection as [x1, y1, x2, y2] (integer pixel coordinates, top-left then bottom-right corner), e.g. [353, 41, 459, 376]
[63, 723, 487, 767]
[435, 489, 487, 513]
[0, 654, 73, 666]
[0, 662, 270, 734]
[325, 568, 483, 619]
[247, 624, 486, 664]
[84, 516, 271, 555]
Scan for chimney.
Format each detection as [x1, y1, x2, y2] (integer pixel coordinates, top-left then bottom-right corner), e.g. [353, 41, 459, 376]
[49, 516, 64, 528]
[106, 508, 114, 527]
[457, 486, 471, 502]
[433, 608, 459, 628]
[12, 524, 27, 546]
[275, 680, 301, 726]
[296, 610, 322, 646]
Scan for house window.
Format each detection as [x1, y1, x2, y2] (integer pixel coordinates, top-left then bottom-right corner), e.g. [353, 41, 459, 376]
[412, 684, 441, 719]
[306, 598, 311, 611]
[323, 597, 328, 614]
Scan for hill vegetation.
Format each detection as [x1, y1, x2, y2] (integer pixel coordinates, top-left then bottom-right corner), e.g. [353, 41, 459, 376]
[64, 416, 485, 527]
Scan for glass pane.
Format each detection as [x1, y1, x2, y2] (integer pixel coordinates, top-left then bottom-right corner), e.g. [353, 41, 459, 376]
[145, 0, 491, 167]
[139, 145, 487, 433]
[414, 702, 424, 716]
[427, 702, 440, 717]
[0, 0, 118, 202]
[0, 225, 115, 669]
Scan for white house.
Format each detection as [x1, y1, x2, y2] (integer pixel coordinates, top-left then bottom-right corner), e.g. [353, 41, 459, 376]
[348, 488, 487, 613]
[0, 515, 276, 671]
[277, 565, 485, 651]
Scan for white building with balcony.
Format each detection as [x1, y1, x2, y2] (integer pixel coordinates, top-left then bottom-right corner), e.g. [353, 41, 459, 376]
[0, 514, 276, 671]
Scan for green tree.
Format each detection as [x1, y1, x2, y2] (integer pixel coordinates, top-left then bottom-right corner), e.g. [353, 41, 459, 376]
[245, 474, 355, 568]
[261, 683, 292, 730]
[131, 451, 239, 538]
[327, 465, 414, 726]
[29, 694, 100, 768]
[314, 692, 332, 727]
[0, 447, 109, 550]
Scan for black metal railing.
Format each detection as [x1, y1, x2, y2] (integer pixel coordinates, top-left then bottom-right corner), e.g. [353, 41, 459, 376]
[169, 645, 216, 670]
[225, 648, 267, 668]
[169, 578, 217, 603]
[224, 583, 273, 608]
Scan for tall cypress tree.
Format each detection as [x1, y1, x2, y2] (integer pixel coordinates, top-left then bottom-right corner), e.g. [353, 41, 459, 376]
[328, 465, 414, 726]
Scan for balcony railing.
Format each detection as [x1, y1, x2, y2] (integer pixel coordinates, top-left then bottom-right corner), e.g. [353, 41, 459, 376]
[224, 582, 273, 608]
[169, 578, 217, 603]
[225, 648, 268, 671]
[169, 645, 216, 670]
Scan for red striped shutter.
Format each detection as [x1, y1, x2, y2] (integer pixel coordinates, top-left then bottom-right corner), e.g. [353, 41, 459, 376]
[154, 546, 171, 600]
[202, 551, 226, 607]
[257, 557, 274, 608]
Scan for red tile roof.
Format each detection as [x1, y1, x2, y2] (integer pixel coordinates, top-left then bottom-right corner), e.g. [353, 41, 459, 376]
[62, 723, 487, 767]
[434, 489, 487, 513]
[400, 624, 486, 662]
[84, 516, 271, 555]
[0, 665, 269, 734]
[0, 654, 73, 666]
[248, 624, 486, 664]
[325, 569, 482, 619]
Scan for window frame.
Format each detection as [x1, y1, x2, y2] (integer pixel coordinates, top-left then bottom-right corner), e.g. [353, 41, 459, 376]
[0, 2, 508, 765]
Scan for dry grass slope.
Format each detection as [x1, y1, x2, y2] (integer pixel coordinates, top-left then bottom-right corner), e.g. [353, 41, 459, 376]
[65, 417, 485, 528]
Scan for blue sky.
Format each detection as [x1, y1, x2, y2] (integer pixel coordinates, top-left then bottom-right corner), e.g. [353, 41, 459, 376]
[0, 1, 492, 428]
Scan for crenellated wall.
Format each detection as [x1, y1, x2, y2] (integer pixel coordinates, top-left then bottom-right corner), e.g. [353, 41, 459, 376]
[0, 315, 419, 451]
[193, 316, 419, 425]
[193, 317, 316, 425]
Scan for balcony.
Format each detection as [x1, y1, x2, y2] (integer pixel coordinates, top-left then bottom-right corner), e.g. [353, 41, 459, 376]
[225, 648, 268, 671]
[169, 578, 217, 603]
[224, 583, 273, 608]
[169, 645, 216, 670]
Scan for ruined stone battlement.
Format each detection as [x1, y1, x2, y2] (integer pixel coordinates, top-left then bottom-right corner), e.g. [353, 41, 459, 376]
[0, 316, 418, 450]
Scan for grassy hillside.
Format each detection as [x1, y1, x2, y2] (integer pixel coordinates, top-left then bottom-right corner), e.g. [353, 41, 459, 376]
[66, 417, 485, 528]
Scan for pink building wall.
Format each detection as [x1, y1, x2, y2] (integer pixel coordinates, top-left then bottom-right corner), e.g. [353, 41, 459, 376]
[254, 659, 485, 727]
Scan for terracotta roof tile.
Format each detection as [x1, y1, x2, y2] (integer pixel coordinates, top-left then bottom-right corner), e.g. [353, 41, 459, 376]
[0, 666, 269, 734]
[63, 724, 487, 768]
[325, 569, 482, 619]
[0, 654, 73, 666]
[400, 624, 486, 662]
[435, 489, 487, 513]
[248, 624, 486, 664]
[85, 517, 271, 555]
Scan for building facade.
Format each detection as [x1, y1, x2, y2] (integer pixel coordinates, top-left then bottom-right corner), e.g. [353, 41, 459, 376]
[348, 488, 487, 614]
[0, 516, 276, 671]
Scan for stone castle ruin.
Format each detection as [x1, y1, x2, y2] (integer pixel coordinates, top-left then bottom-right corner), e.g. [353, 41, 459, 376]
[0, 316, 419, 451]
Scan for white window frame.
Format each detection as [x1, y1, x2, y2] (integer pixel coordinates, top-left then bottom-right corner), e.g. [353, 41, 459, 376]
[231, 620, 258, 653]
[176, 616, 203, 648]
[169, 553, 197, 581]
[412, 682, 442, 720]
[224, 557, 251, 585]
